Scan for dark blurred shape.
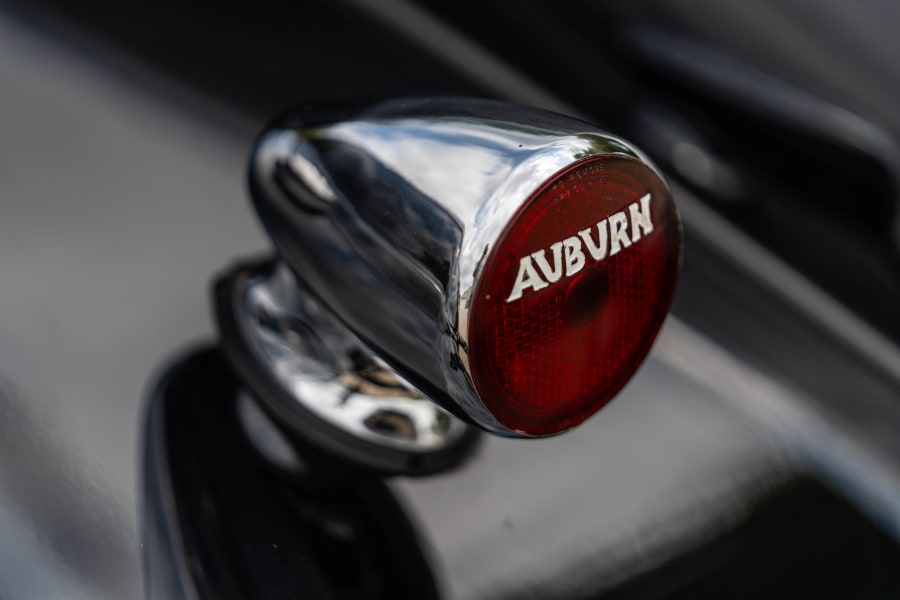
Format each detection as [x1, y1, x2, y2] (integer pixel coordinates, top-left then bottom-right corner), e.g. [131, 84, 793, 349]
[142, 348, 441, 600]
[622, 30, 900, 341]
[5, 0, 484, 118]
[588, 478, 900, 600]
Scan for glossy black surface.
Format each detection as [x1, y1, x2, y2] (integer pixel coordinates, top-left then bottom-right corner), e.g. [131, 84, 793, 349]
[3, 0, 900, 598]
[591, 478, 900, 600]
[142, 347, 441, 600]
[142, 350, 900, 600]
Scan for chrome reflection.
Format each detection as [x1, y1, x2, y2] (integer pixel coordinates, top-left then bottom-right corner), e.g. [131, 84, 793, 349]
[240, 262, 469, 453]
[251, 98, 659, 435]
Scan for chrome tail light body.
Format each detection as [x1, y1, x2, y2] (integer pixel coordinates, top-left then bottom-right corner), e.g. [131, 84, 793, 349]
[217, 98, 681, 473]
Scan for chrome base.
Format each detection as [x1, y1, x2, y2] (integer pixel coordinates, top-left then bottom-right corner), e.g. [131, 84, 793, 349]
[214, 258, 478, 475]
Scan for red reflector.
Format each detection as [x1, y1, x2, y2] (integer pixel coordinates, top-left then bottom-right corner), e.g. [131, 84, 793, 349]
[468, 156, 680, 435]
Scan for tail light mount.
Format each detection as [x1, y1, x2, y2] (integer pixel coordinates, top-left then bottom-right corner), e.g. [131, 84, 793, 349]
[215, 258, 479, 476]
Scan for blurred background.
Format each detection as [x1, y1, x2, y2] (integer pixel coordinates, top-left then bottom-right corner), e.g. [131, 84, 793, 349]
[1, 0, 900, 598]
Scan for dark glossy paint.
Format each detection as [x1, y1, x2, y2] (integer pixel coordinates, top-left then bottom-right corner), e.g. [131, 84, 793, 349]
[143, 348, 441, 600]
[2, 0, 900, 598]
[592, 477, 900, 599]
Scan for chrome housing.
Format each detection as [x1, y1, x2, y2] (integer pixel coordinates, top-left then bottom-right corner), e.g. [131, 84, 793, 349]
[249, 97, 669, 437]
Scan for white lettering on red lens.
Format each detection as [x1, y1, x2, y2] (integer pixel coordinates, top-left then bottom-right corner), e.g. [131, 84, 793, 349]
[507, 255, 548, 300]
[562, 236, 586, 276]
[532, 241, 564, 283]
[628, 193, 654, 242]
[579, 220, 609, 261]
[506, 194, 652, 302]
[608, 212, 631, 256]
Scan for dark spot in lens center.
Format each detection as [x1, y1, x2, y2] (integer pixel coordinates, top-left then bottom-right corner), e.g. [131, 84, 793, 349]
[563, 270, 608, 328]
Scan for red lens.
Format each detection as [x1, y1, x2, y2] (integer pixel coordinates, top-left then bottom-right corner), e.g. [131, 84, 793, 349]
[468, 156, 680, 435]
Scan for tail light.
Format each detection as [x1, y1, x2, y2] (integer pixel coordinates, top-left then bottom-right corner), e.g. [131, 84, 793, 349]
[469, 156, 679, 435]
[235, 97, 680, 448]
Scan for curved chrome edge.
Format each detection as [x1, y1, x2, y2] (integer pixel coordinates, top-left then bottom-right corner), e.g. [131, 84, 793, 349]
[237, 261, 472, 454]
